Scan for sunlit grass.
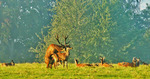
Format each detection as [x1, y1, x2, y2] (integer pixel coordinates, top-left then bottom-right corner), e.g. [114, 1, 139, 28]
[0, 63, 150, 79]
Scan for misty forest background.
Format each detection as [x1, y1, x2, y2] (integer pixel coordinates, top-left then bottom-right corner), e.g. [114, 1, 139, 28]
[0, 0, 150, 63]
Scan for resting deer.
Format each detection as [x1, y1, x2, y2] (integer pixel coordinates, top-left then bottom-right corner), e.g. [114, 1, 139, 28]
[140, 59, 149, 65]
[2, 60, 15, 66]
[91, 63, 99, 67]
[118, 57, 138, 67]
[45, 35, 71, 69]
[74, 59, 92, 67]
[142, 62, 149, 65]
[99, 56, 113, 67]
[118, 62, 135, 67]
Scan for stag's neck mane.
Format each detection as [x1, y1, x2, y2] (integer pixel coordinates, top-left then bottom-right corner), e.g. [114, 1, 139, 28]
[51, 44, 64, 51]
[65, 49, 70, 56]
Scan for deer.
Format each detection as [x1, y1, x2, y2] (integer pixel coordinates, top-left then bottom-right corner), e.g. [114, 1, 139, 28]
[56, 45, 73, 68]
[136, 58, 140, 67]
[91, 63, 99, 67]
[140, 59, 149, 65]
[118, 62, 135, 67]
[142, 62, 149, 65]
[74, 59, 93, 67]
[2, 60, 15, 66]
[99, 56, 113, 67]
[51, 37, 73, 69]
[45, 35, 71, 69]
[118, 57, 138, 67]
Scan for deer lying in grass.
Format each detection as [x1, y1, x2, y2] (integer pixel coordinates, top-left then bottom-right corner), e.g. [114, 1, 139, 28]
[118, 57, 140, 67]
[2, 60, 15, 66]
[91, 63, 99, 67]
[118, 62, 134, 67]
[99, 56, 113, 67]
[142, 62, 149, 65]
[140, 59, 149, 65]
[74, 59, 92, 67]
[53, 46, 73, 68]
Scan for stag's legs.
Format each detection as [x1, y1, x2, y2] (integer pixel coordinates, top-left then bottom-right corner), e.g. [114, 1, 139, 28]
[45, 57, 50, 68]
[133, 62, 136, 67]
[49, 63, 52, 69]
[65, 61, 68, 69]
[62, 61, 65, 68]
[52, 54, 59, 69]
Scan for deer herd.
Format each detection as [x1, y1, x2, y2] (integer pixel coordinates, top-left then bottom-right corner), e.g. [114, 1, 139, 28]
[43, 35, 149, 69]
[1, 35, 149, 69]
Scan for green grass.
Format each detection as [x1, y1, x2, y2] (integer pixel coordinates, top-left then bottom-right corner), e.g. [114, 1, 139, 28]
[0, 63, 150, 79]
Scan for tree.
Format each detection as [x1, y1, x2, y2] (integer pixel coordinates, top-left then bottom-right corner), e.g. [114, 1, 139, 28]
[0, 0, 52, 62]
[31, 0, 116, 63]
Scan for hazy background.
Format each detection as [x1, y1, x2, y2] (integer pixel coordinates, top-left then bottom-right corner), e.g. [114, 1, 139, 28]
[0, 0, 150, 63]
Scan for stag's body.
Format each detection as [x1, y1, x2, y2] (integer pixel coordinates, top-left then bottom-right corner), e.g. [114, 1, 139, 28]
[74, 59, 92, 67]
[45, 35, 71, 69]
[2, 60, 15, 66]
[45, 44, 65, 69]
[54, 47, 73, 68]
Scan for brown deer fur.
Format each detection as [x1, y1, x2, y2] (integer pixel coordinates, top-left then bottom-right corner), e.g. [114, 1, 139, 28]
[118, 62, 134, 67]
[45, 44, 65, 69]
[118, 57, 140, 67]
[74, 59, 92, 67]
[45, 35, 70, 69]
[52, 47, 73, 68]
[57, 47, 73, 68]
[99, 56, 113, 67]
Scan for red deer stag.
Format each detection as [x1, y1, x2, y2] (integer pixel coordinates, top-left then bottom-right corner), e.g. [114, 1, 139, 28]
[99, 56, 113, 67]
[74, 59, 92, 67]
[45, 35, 70, 69]
[2, 60, 15, 66]
[56, 45, 73, 68]
[52, 35, 73, 69]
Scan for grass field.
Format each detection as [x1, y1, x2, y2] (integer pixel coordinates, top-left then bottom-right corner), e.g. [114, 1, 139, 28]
[0, 63, 150, 79]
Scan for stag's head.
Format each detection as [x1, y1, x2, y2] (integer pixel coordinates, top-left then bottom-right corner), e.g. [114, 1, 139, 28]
[99, 56, 105, 61]
[55, 34, 72, 51]
[11, 60, 15, 66]
[74, 58, 78, 64]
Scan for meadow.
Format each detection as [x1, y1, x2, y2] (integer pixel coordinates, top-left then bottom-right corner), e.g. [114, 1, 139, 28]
[0, 63, 150, 79]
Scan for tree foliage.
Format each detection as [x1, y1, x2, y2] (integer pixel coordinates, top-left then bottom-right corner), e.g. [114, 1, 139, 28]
[0, 0, 52, 62]
[31, 0, 116, 63]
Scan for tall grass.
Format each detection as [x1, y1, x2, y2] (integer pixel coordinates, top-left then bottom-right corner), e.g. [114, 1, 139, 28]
[0, 63, 150, 79]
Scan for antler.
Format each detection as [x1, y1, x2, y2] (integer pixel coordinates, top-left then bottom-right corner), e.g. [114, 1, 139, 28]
[63, 35, 70, 45]
[99, 56, 105, 61]
[99, 56, 103, 59]
[55, 34, 63, 46]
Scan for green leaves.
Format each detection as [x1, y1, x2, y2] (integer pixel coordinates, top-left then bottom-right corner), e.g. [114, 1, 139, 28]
[32, 0, 115, 63]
